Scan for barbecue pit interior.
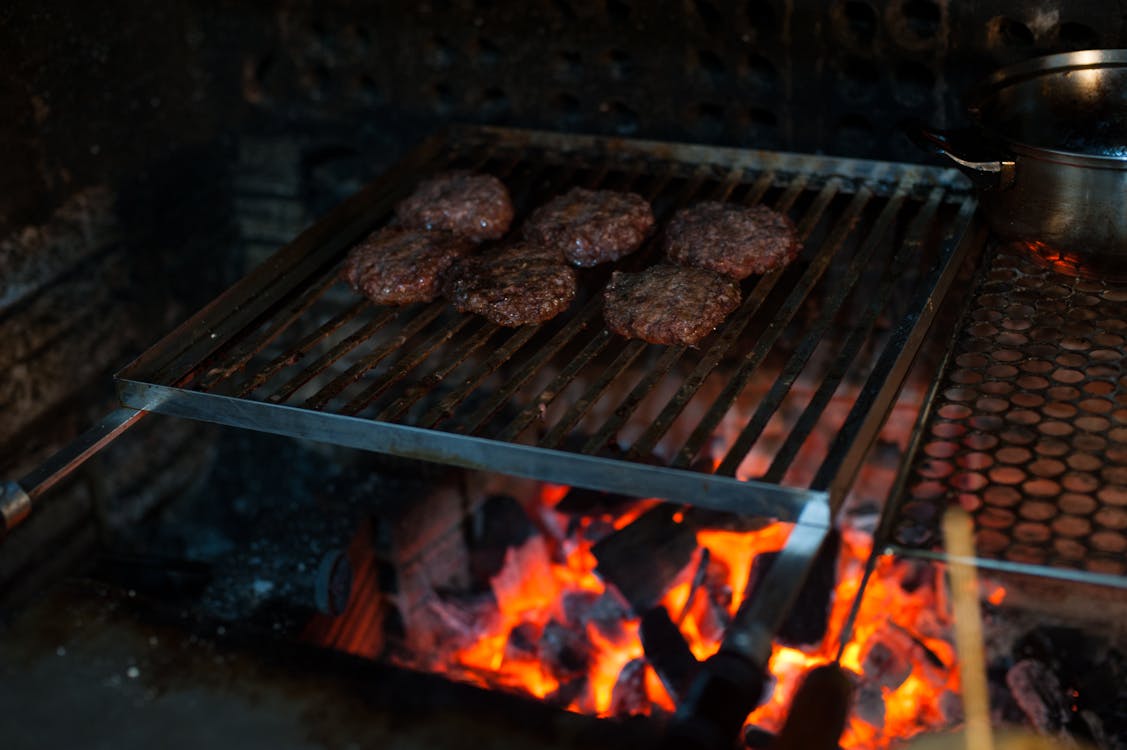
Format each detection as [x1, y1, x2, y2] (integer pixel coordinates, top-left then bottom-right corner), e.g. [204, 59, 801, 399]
[3, 3, 1127, 749]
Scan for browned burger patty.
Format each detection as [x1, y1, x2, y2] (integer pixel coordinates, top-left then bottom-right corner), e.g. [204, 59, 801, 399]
[395, 171, 514, 242]
[342, 227, 475, 306]
[663, 201, 801, 280]
[443, 242, 576, 327]
[603, 265, 741, 346]
[523, 188, 655, 267]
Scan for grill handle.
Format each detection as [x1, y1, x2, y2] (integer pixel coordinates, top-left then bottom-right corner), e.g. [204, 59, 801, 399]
[2, 407, 146, 536]
[902, 119, 1016, 191]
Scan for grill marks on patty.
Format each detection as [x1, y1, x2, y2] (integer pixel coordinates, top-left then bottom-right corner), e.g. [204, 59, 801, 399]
[443, 242, 577, 327]
[395, 171, 514, 242]
[342, 227, 475, 305]
[663, 201, 801, 280]
[603, 265, 742, 346]
[523, 188, 655, 267]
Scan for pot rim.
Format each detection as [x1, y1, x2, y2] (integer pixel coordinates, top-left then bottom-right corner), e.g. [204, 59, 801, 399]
[966, 49, 1127, 168]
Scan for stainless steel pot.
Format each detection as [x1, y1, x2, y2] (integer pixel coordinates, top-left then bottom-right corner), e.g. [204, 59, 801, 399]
[910, 50, 1127, 277]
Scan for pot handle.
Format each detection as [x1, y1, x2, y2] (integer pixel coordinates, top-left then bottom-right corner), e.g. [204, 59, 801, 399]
[902, 119, 1016, 191]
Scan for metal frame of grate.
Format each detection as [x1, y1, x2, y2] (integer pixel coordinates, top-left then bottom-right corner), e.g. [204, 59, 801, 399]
[884, 242, 1127, 589]
[115, 126, 976, 525]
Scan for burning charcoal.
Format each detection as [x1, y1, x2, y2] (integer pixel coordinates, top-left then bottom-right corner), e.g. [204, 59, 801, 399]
[742, 725, 776, 749]
[563, 590, 600, 627]
[504, 621, 542, 662]
[745, 530, 840, 648]
[563, 590, 630, 642]
[610, 658, 650, 717]
[1006, 659, 1069, 734]
[547, 676, 587, 709]
[539, 619, 591, 681]
[592, 504, 697, 613]
[467, 493, 537, 587]
[854, 684, 885, 730]
[640, 606, 698, 702]
[861, 630, 913, 690]
[938, 689, 965, 727]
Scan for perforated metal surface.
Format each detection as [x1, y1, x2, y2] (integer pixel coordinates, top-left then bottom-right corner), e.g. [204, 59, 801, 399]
[891, 244, 1127, 583]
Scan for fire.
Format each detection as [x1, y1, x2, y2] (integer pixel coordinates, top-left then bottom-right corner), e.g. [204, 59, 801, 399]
[382, 481, 980, 750]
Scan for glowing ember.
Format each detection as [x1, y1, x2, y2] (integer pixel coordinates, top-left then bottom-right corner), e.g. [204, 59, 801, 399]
[383, 481, 983, 750]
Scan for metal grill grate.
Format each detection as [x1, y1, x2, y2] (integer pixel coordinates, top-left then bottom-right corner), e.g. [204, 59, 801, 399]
[890, 243, 1127, 586]
[116, 126, 976, 523]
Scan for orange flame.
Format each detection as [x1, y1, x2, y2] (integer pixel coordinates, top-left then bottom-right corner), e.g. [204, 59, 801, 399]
[346, 482, 1000, 749]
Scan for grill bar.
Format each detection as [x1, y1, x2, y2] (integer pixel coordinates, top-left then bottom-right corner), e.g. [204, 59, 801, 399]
[660, 181, 874, 468]
[236, 299, 372, 398]
[117, 125, 975, 529]
[756, 186, 944, 483]
[714, 175, 919, 477]
[492, 169, 712, 443]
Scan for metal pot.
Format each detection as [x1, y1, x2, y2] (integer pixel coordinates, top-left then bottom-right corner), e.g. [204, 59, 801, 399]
[909, 50, 1127, 277]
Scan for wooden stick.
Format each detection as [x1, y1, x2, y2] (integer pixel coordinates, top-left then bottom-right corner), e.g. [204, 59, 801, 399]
[942, 506, 993, 750]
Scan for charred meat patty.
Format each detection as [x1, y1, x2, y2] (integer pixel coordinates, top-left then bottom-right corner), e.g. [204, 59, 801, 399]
[443, 242, 576, 327]
[342, 227, 475, 306]
[603, 264, 742, 346]
[663, 201, 801, 280]
[523, 187, 655, 267]
[395, 171, 514, 242]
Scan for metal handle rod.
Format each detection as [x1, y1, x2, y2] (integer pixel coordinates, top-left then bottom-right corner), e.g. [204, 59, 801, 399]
[2, 407, 146, 534]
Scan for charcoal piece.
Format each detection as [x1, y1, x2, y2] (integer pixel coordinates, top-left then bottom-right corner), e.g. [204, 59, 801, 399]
[539, 619, 591, 680]
[610, 658, 652, 717]
[1006, 659, 1069, 734]
[563, 590, 630, 641]
[861, 633, 912, 690]
[744, 530, 840, 648]
[547, 676, 588, 709]
[854, 684, 885, 730]
[592, 503, 698, 613]
[467, 493, 537, 586]
[640, 606, 699, 702]
[504, 621, 542, 662]
[743, 725, 776, 749]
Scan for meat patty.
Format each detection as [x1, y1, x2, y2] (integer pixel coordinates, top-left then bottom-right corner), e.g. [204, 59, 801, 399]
[342, 227, 475, 306]
[523, 188, 654, 267]
[395, 171, 514, 242]
[603, 265, 742, 346]
[443, 242, 576, 327]
[663, 201, 801, 280]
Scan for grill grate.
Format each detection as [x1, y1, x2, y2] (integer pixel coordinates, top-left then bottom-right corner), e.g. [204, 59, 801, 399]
[117, 126, 976, 523]
[890, 243, 1127, 586]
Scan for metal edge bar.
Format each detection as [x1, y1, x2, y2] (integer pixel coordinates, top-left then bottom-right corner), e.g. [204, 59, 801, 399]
[116, 379, 827, 523]
[814, 198, 984, 506]
[885, 545, 1127, 591]
[118, 130, 455, 385]
[457, 124, 972, 191]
